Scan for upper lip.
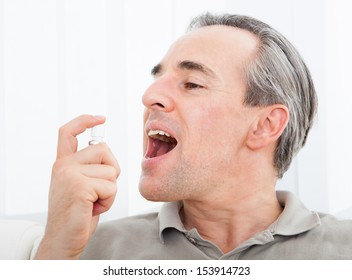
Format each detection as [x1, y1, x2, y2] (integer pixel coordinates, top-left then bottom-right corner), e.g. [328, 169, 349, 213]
[145, 121, 178, 142]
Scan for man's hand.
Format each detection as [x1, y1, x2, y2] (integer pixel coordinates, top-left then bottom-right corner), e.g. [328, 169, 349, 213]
[35, 115, 120, 259]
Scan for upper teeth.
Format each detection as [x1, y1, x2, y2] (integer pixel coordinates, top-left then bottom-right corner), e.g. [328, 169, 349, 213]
[148, 129, 171, 137]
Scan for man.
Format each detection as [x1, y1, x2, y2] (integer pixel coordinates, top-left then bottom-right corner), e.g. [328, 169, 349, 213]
[35, 13, 352, 259]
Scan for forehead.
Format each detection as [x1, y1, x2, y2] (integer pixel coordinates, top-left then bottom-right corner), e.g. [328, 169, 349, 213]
[160, 25, 258, 80]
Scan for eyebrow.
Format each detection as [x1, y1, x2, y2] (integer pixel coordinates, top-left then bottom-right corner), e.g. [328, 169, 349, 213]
[151, 60, 216, 79]
[151, 64, 162, 76]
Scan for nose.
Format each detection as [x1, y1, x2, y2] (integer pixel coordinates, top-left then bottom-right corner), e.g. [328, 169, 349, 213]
[142, 77, 175, 112]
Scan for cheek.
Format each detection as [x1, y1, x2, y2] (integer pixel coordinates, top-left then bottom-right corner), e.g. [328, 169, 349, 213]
[196, 104, 245, 153]
[197, 103, 235, 136]
[181, 94, 248, 156]
[186, 105, 230, 155]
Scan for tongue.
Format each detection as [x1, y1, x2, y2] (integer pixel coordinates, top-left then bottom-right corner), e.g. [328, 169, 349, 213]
[151, 139, 172, 158]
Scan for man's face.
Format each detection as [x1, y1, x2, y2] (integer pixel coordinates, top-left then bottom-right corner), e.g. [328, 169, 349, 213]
[139, 25, 259, 202]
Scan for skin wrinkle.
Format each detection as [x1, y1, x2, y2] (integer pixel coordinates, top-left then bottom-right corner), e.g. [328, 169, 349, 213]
[151, 60, 220, 89]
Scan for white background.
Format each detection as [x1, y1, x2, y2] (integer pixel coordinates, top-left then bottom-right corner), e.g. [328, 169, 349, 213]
[0, 0, 351, 223]
[0, 260, 350, 280]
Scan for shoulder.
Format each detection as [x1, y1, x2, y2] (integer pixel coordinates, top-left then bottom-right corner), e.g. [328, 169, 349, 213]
[297, 213, 352, 258]
[261, 213, 352, 259]
[314, 212, 352, 238]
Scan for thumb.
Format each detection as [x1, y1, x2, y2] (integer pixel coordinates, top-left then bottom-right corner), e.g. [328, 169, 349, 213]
[57, 115, 105, 159]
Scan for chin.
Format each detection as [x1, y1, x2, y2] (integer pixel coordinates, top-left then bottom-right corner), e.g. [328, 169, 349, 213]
[138, 181, 176, 202]
[139, 182, 161, 202]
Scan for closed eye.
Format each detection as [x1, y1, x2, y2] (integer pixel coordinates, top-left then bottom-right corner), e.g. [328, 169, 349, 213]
[184, 82, 204, 90]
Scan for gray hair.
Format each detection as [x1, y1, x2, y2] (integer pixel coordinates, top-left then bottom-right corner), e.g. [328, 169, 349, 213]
[188, 13, 318, 178]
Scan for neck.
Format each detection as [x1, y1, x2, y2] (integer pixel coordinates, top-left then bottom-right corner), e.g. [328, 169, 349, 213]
[180, 186, 282, 254]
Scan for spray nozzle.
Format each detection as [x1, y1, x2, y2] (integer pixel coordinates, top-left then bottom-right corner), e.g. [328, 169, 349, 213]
[89, 124, 105, 145]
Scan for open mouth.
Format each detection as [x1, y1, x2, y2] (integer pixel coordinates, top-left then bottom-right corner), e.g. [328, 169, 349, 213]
[145, 129, 178, 159]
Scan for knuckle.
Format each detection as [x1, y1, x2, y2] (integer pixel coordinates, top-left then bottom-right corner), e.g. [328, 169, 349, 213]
[52, 159, 66, 174]
[110, 166, 120, 181]
[52, 160, 77, 185]
[102, 166, 117, 183]
[58, 125, 68, 137]
[115, 164, 121, 177]
[107, 180, 118, 196]
[58, 166, 75, 183]
[111, 183, 118, 197]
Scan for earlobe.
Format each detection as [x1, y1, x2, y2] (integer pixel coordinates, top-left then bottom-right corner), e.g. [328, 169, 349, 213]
[247, 105, 289, 150]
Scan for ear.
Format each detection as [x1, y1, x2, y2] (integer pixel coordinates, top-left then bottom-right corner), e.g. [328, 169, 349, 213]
[246, 104, 289, 150]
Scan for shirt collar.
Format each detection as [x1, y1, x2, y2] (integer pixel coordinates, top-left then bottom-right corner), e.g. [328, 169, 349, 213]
[272, 191, 321, 235]
[158, 191, 321, 243]
[158, 201, 186, 243]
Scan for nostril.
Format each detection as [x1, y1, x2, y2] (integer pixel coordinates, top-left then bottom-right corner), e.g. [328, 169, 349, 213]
[153, 102, 165, 109]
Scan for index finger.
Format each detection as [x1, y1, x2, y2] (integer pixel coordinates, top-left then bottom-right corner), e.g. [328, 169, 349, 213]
[57, 114, 106, 159]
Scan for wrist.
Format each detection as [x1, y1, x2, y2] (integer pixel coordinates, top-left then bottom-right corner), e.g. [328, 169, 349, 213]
[34, 235, 82, 260]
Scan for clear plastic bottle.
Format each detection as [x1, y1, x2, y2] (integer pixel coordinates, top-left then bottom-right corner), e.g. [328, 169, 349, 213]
[89, 124, 105, 145]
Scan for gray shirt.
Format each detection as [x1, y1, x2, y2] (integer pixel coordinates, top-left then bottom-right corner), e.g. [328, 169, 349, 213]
[81, 191, 352, 259]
